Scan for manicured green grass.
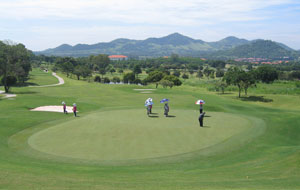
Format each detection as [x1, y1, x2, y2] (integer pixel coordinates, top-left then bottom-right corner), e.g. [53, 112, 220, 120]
[0, 71, 299, 189]
[26, 110, 253, 162]
[26, 68, 59, 86]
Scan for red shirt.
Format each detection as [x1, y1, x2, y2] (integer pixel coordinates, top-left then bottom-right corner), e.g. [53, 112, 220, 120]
[73, 106, 77, 112]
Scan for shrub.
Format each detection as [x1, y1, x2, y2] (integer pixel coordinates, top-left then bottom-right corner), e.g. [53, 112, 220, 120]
[94, 76, 101, 82]
[112, 76, 121, 83]
[103, 77, 110, 84]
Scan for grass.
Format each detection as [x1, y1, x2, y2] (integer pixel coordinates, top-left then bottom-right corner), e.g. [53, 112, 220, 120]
[0, 70, 299, 189]
[26, 68, 59, 86]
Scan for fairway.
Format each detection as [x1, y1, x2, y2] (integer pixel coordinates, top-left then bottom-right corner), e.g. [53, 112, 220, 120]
[27, 109, 252, 162]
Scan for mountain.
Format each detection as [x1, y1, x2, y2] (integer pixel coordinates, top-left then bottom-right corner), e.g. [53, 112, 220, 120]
[35, 33, 253, 57]
[35, 33, 298, 59]
[210, 40, 299, 59]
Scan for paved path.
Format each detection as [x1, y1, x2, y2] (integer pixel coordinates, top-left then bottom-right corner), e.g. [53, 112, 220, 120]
[29, 72, 65, 87]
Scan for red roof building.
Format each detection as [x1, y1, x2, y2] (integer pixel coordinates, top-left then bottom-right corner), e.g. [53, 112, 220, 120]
[109, 55, 128, 61]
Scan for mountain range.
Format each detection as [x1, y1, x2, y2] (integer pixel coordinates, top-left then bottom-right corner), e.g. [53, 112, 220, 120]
[35, 33, 299, 59]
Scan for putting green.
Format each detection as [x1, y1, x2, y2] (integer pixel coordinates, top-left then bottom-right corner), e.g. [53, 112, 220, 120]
[28, 109, 253, 161]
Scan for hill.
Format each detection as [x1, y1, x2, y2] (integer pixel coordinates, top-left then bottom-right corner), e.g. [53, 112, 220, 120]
[35, 33, 253, 57]
[209, 40, 299, 59]
[35, 33, 299, 59]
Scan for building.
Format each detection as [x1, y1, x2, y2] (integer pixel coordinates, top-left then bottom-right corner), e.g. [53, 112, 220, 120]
[108, 55, 128, 61]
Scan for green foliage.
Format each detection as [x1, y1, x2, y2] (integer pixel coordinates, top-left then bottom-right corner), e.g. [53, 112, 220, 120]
[123, 72, 135, 83]
[159, 79, 174, 88]
[94, 76, 101, 83]
[255, 66, 278, 83]
[163, 75, 182, 86]
[224, 67, 256, 97]
[103, 77, 110, 84]
[112, 76, 121, 83]
[0, 41, 32, 92]
[216, 69, 225, 78]
[215, 81, 228, 94]
[182, 73, 189, 79]
[173, 70, 181, 77]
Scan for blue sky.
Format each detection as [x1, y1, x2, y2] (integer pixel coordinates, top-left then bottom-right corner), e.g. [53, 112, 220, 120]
[0, 0, 300, 51]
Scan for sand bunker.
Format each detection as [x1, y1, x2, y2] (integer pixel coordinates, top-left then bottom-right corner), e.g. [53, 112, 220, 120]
[0, 90, 17, 99]
[31, 106, 76, 113]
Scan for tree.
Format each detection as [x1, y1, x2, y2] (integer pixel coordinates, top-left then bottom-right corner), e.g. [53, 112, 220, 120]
[255, 66, 278, 83]
[196, 70, 203, 80]
[99, 68, 106, 79]
[118, 69, 124, 74]
[123, 72, 136, 83]
[290, 71, 300, 80]
[173, 70, 181, 77]
[103, 77, 110, 84]
[112, 76, 121, 83]
[0, 41, 31, 92]
[216, 69, 225, 78]
[203, 66, 213, 79]
[215, 81, 228, 94]
[133, 65, 142, 78]
[162, 75, 182, 87]
[109, 68, 116, 75]
[144, 70, 166, 88]
[94, 76, 101, 83]
[159, 79, 174, 88]
[91, 54, 110, 72]
[182, 73, 189, 80]
[1, 76, 17, 92]
[223, 67, 256, 98]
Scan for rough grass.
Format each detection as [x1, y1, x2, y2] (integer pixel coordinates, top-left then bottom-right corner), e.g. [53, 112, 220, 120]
[0, 71, 299, 189]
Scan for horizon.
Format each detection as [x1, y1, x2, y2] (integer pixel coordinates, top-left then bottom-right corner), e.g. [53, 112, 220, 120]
[1, 0, 300, 51]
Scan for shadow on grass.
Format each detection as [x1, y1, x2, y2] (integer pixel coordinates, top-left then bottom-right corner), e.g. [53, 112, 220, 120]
[240, 96, 273, 103]
[15, 82, 38, 87]
[167, 115, 176, 118]
[204, 115, 211, 117]
[217, 92, 234, 95]
[13, 91, 38, 95]
[149, 115, 159, 118]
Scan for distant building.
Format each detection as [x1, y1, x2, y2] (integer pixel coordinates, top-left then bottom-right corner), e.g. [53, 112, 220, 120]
[109, 55, 128, 61]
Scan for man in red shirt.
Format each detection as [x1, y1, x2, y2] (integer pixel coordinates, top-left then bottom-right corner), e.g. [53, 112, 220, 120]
[73, 103, 77, 117]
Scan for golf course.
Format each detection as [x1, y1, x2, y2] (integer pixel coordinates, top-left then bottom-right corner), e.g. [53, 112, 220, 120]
[0, 69, 299, 190]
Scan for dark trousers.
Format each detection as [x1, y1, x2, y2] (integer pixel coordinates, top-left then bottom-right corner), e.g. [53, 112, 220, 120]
[199, 119, 203, 127]
[73, 111, 77, 117]
[200, 109, 203, 113]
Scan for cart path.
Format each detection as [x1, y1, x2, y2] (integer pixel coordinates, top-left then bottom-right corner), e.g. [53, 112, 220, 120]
[29, 72, 65, 87]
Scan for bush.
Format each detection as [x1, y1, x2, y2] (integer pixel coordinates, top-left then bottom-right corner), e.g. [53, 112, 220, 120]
[94, 76, 101, 82]
[160, 79, 174, 88]
[134, 78, 142, 84]
[103, 77, 110, 84]
[182, 73, 189, 79]
[123, 72, 135, 83]
[112, 76, 121, 83]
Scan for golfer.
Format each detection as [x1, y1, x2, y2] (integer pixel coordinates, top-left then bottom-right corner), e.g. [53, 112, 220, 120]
[200, 104, 203, 113]
[147, 105, 151, 116]
[198, 112, 206, 127]
[62, 101, 67, 114]
[164, 103, 169, 117]
[73, 103, 77, 117]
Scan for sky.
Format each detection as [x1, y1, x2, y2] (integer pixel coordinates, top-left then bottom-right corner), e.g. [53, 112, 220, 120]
[0, 0, 300, 51]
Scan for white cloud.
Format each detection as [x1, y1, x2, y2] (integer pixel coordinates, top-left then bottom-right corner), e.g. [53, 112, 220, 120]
[0, 0, 292, 25]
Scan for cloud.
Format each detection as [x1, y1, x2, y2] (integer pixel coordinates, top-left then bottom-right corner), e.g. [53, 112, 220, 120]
[0, 0, 292, 25]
